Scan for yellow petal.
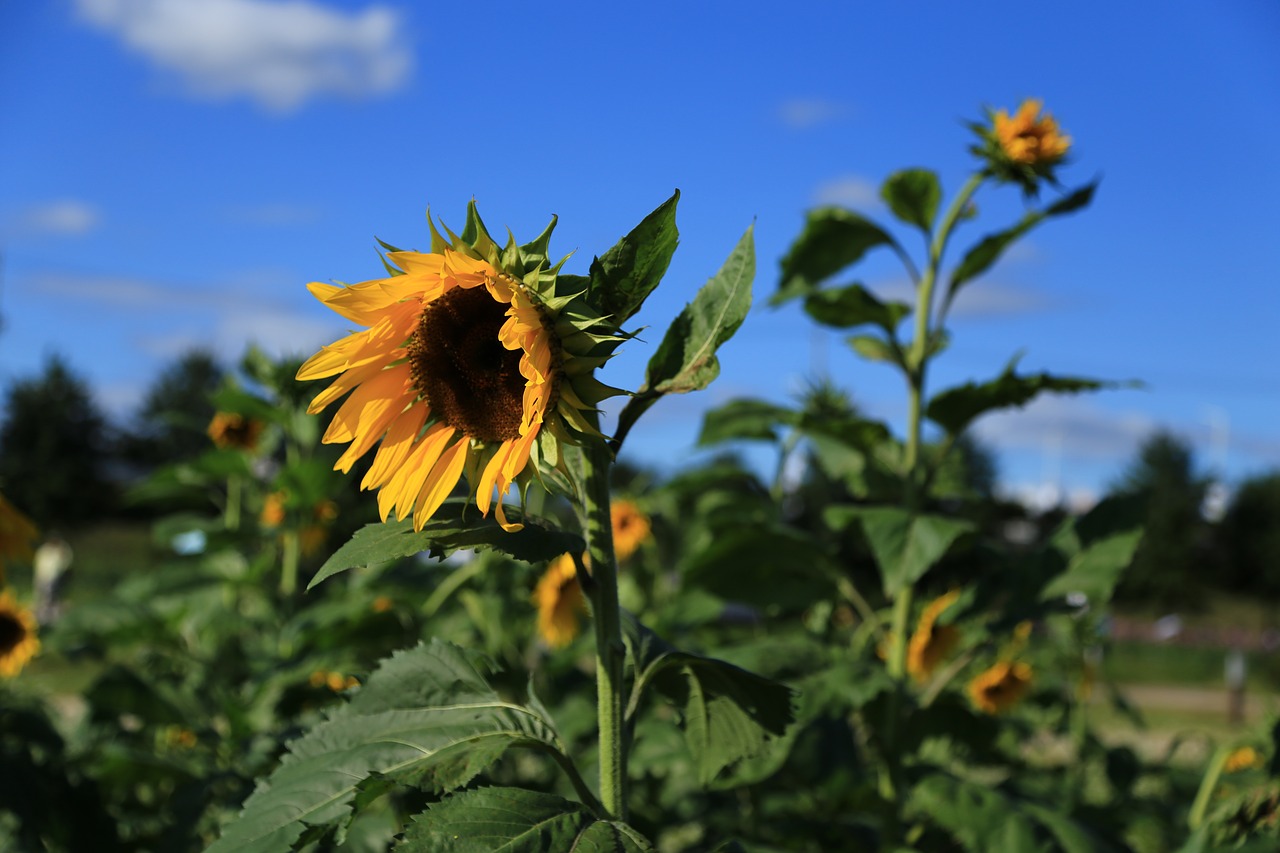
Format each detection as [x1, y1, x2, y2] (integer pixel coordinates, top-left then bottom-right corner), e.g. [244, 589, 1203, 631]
[362, 405, 429, 490]
[412, 436, 469, 530]
[323, 363, 410, 444]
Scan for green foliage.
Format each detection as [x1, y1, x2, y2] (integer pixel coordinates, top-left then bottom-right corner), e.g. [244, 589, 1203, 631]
[774, 207, 898, 305]
[122, 348, 226, 471]
[803, 282, 912, 332]
[310, 501, 584, 589]
[881, 168, 942, 233]
[926, 358, 1108, 437]
[827, 505, 973, 595]
[613, 224, 755, 450]
[586, 191, 680, 326]
[398, 787, 654, 851]
[208, 641, 566, 853]
[0, 353, 117, 526]
[1221, 471, 1280, 597]
[624, 615, 795, 786]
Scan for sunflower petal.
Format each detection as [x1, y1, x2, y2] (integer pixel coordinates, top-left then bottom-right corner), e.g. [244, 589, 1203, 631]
[412, 436, 469, 530]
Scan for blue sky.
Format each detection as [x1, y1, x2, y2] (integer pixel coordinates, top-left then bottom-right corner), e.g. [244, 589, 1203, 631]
[2, 0, 1278, 507]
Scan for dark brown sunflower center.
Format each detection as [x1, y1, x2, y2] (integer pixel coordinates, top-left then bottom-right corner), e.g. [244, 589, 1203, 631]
[0, 613, 26, 653]
[407, 284, 526, 443]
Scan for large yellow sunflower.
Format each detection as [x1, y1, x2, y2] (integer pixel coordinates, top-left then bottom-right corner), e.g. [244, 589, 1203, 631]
[299, 206, 623, 532]
[533, 553, 588, 648]
[0, 591, 39, 678]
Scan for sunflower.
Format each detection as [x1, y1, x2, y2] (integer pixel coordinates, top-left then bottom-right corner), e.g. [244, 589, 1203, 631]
[993, 99, 1071, 167]
[970, 98, 1071, 192]
[0, 492, 38, 577]
[906, 590, 960, 683]
[968, 660, 1032, 714]
[1224, 746, 1264, 773]
[533, 553, 588, 649]
[261, 491, 287, 527]
[299, 205, 624, 533]
[611, 499, 651, 562]
[0, 592, 39, 678]
[208, 412, 265, 452]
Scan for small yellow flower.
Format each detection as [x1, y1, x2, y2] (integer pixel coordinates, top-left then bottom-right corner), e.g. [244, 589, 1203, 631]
[261, 491, 287, 527]
[1224, 746, 1264, 773]
[611, 499, 651, 562]
[162, 726, 198, 749]
[0, 492, 38, 577]
[968, 660, 1032, 714]
[372, 595, 393, 613]
[993, 99, 1071, 167]
[207, 412, 265, 451]
[533, 553, 588, 649]
[309, 669, 358, 691]
[0, 592, 40, 678]
[907, 591, 961, 683]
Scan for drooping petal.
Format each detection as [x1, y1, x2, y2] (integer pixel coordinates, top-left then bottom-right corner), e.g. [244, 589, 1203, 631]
[362, 405, 429, 491]
[412, 436, 470, 529]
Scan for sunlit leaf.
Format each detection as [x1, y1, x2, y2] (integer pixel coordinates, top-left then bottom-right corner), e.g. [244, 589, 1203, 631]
[587, 191, 680, 325]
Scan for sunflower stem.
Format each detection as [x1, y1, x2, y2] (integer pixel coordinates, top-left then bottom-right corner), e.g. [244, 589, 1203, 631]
[280, 529, 300, 597]
[580, 441, 628, 821]
[224, 474, 241, 531]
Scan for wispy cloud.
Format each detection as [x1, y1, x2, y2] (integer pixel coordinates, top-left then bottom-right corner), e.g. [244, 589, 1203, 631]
[74, 0, 413, 112]
[777, 97, 851, 129]
[973, 395, 1155, 460]
[812, 175, 879, 208]
[873, 277, 1052, 320]
[32, 270, 344, 360]
[3, 200, 100, 237]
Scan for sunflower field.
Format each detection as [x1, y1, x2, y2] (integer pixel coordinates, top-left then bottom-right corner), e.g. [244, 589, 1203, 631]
[2, 102, 1278, 852]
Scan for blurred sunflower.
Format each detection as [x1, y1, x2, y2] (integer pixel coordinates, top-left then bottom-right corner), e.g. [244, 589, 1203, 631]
[260, 491, 287, 527]
[611, 499, 651, 561]
[968, 660, 1032, 714]
[906, 590, 960, 683]
[299, 206, 624, 532]
[1225, 746, 1264, 773]
[971, 98, 1071, 192]
[0, 492, 38, 577]
[207, 412, 265, 451]
[0, 592, 39, 678]
[533, 553, 588, 648]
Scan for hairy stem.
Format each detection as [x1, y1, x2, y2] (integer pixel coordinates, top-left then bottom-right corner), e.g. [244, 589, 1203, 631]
[580, 441, 628, 821]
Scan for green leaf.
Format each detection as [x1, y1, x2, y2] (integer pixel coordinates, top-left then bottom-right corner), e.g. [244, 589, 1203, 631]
[624, 615, 795, 787]
[587, 191, 680, 325]
[945, 181, 1097, 307]
[925, 360, 1109, 437]
[612, 225, 755, 449]
[907, 773, 1118, 853]
[309, 500, 583, 589]
[396, 787, 653, 852]
[825, 506, 972, 595]
[681, 525, 835, 610]
[1039, 495, 1146, 605]
[847, 333, 903, 367]
[803, 282, 911, 332]
[208, 642, 562, 853]
[774, 208, 898, 305]
[697, 399, 798, 445]
[882, 169, 941, 232]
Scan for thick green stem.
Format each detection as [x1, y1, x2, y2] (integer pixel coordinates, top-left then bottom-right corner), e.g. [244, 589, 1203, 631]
[580, 441, 628, 821]
[1189, 745, 1231, 830]
[224, 474, 242, 531]
[879, 173, 986, 831]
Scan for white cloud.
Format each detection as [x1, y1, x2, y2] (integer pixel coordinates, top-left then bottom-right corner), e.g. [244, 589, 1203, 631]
[5, 200, 100, 237]
[778, 97, 851, 129]
[74, 0, 413, 112]
[32, 270, 345, 361]
[973, 395, 1155, 461]
[812, 175, 879, 208]
[873, 276, 1051, 320]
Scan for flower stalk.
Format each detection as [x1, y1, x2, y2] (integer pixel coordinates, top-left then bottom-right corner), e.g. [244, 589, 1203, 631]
[579, 439, 628, 820]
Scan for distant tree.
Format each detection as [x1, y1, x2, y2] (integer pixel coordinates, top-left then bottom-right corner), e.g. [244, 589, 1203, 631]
[122, 349, 225, 471]
[0, 354, 117, 527]
[1219, 471, 1280, 599]
[1110, 430, 1210, 609]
